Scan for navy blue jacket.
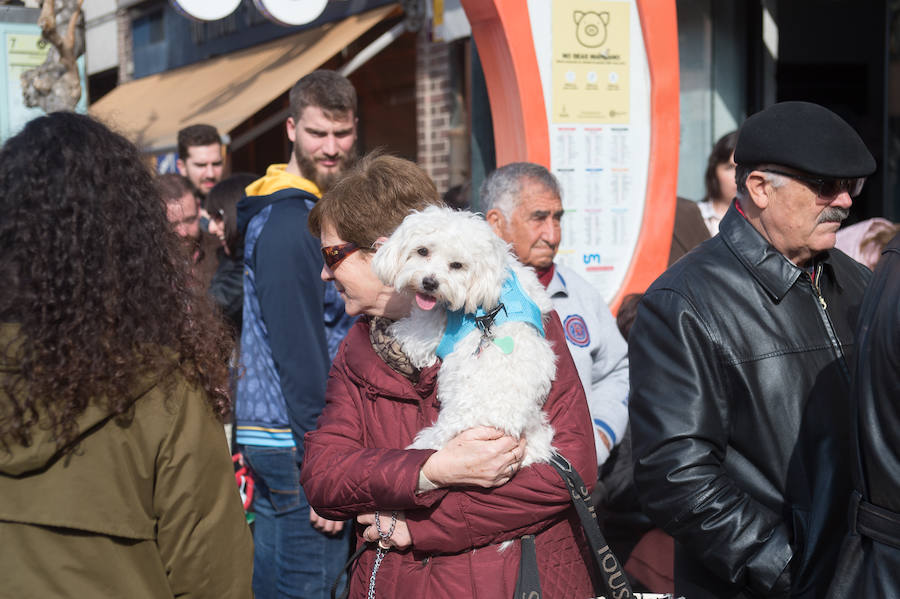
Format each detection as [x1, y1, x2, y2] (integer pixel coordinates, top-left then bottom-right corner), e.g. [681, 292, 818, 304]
[235, 171, 352, 464]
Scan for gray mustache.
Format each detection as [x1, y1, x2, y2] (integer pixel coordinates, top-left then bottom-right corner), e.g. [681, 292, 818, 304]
[818, 207, 849, 224]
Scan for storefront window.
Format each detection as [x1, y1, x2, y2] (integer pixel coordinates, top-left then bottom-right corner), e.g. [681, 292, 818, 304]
[675, 0, 747, 201]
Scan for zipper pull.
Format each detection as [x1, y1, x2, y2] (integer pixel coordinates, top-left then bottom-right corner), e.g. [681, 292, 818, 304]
[811, 264, 827, 310]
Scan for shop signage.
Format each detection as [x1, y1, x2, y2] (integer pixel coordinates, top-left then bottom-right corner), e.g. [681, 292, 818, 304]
[171, 0, 242, 21]
[253, 0, 329, 26]
[1, 13, 87, 142]
[459, 0, 679, 308]
[171, 0, 328, 26]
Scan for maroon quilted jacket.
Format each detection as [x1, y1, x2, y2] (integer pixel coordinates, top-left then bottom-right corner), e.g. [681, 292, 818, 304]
[300, 312, 598, 599]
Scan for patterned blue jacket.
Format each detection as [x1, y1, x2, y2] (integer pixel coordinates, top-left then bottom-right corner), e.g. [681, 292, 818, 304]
[234, 168, 353, 464]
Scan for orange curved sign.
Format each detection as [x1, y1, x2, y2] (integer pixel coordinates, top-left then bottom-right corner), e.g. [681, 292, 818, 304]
[461, 0, 679, 313]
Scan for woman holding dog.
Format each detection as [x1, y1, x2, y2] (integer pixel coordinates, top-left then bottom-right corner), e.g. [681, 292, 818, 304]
[300, 153, 598, 598]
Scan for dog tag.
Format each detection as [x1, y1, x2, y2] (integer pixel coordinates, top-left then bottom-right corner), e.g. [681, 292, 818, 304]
[493, 336, 514, 354]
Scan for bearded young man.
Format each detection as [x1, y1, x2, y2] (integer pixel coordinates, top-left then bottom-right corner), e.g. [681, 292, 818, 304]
[628, 102, 875, 599]
[176, 123, 225, 200]
[234, 70, 357, 599]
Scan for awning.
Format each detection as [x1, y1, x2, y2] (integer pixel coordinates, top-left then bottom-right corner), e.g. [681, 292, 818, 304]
[90, 3, 400, 153]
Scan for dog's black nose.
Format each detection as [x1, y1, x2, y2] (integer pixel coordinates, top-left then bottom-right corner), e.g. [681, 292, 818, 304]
[422, 276, 438, 292]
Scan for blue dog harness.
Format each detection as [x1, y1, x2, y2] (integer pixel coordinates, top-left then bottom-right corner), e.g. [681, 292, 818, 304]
[435, 269, 544, 360]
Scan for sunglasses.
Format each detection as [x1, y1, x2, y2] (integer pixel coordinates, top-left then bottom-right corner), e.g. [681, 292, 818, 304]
[759, 169, 865, 198]
[321, 241, 359, 269]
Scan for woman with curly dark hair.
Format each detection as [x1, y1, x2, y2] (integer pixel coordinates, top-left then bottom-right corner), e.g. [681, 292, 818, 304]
[0, 112, 253, 598]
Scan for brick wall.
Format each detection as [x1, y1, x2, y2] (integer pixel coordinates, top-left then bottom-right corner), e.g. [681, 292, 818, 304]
[415, 28, 453, 195]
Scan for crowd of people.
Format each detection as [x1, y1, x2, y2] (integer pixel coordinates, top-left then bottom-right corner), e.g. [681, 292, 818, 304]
[0, 67, 898, 599]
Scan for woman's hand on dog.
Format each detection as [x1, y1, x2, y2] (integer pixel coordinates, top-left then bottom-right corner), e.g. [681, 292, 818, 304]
[421, 426, 526, 488]
[358, 511, 411, 549]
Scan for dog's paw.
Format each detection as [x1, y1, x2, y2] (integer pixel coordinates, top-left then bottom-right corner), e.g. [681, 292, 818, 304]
[409, 353, 438, 370]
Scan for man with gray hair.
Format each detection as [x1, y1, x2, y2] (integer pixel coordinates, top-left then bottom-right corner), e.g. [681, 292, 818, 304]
[483, 162, 630, 467]
[628, 101, 875, 598]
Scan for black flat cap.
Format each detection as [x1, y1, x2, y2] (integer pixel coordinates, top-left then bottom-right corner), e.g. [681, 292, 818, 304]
[734, 101, 876, 177]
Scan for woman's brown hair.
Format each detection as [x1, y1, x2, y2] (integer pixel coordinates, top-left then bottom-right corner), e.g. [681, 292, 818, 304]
[308, 152, 444, 249]
[704, 131, 739, 201]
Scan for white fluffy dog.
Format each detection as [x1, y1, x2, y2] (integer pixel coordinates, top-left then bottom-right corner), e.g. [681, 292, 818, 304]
[371, 205, 557, 466]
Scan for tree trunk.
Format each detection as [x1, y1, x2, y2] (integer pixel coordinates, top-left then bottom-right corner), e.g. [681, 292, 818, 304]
[20, 0, 85, 113]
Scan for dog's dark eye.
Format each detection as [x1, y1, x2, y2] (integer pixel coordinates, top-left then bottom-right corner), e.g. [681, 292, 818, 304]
[417, 247, 429, 257]
[449, 262, 464, 270]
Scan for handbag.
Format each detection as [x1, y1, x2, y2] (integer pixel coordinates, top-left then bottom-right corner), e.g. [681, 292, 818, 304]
[514, 453, 635, 599]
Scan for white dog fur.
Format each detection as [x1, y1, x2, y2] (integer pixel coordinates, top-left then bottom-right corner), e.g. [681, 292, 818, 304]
[371, 205, 557, 466]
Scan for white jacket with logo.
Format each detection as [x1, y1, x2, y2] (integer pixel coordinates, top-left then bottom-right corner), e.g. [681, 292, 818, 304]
[547, 263, 629, 464]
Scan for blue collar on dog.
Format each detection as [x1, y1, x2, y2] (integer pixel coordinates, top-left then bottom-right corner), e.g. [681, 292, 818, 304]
[435, 269, 544, 360]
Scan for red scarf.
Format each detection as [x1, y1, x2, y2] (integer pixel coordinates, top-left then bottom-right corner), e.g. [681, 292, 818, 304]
[536, 264, 555, 288]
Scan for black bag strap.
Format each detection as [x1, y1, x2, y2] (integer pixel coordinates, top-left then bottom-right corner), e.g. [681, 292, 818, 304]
[549, 453, 634, 599]
[331, 542, 368, 599]
[514, 534, 542, 598]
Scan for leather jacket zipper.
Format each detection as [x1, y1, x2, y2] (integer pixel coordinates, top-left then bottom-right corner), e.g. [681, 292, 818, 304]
[811, 263, 827, 310]
[809, 263, 851, 382]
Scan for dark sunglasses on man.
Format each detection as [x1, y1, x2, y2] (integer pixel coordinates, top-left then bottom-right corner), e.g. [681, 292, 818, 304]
[759, 168, 866, 198]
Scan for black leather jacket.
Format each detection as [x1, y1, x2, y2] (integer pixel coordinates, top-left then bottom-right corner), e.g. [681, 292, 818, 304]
[827, 233, 900, 598]
[629, 204, 870, 598]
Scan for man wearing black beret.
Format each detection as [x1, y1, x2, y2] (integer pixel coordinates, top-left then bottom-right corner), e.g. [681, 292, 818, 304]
[628, 101, 874, 599]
